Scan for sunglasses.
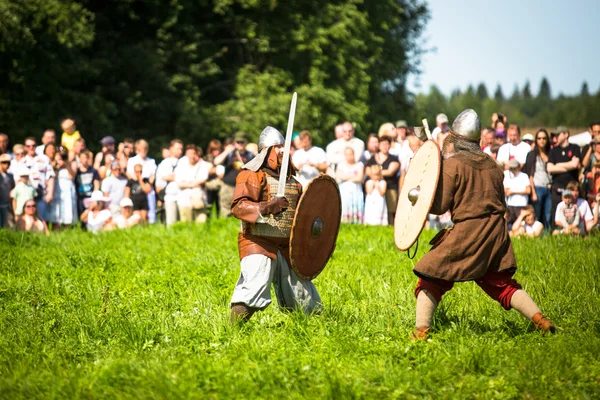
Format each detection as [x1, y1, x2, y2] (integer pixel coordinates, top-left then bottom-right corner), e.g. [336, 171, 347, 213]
[25, 204, 36, 208]
[0, 161, 10, 164]
[25, 144, 35, 148]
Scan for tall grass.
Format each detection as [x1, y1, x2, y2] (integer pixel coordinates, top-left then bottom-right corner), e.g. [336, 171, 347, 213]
[1, 221, 599, 398]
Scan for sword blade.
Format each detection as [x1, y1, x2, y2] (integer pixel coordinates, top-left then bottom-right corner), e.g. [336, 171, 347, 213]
[422, 118, 433, 140]
[277, 92, 297, 197]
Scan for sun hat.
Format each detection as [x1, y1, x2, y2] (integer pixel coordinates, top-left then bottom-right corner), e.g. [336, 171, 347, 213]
[83, 190, 111, 208]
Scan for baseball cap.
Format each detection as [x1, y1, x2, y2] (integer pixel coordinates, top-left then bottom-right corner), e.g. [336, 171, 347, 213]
[110, 161, 120, 169]
[0, 154, 11, 162]
[507, 159, 520, 169]
[395, 120, 408, 129]
[120, 197, 134, 208]
[436, 113, 449, 124]
[100, 136, 116, 146]
[553, 126, 569, 135]
[234, 131, 247, 142]
[522, 133, 534, 142]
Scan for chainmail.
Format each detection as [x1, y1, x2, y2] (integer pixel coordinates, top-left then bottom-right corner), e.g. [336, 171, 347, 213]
[442, 130, 498, 170]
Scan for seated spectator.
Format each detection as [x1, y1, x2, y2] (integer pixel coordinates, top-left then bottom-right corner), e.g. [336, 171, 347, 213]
[61, 119, 81, 152]
[336, 147, 364, 224]
[11, 166, 36, 219]
[503, 159, 531, 229]
[102, 161, 128, 216]
[75, 150, 100, 216]
[176, 145, 210, 223]
[565, 181, 595, 234]
[510, 205, 543, 237]
[15, 199, 48, 235]
[81, 191, 112, 233]
[47, 152, 78, 229]
[553, 189, 580, 236]
[0, 154, 15, 228]
[363, 165, 387, 226]
[125, 164, 152, 222]
[111, 198, 141, 229]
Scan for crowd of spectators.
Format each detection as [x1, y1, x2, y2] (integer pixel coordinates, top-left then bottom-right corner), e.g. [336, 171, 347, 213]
[0, 115, 599, 237]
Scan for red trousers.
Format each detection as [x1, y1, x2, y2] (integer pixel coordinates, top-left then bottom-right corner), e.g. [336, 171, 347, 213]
[415, 270, 522, 310]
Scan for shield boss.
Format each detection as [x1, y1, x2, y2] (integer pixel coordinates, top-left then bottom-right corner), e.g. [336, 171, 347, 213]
[394, 140, 441, 251]
[290, 175, 341, 280]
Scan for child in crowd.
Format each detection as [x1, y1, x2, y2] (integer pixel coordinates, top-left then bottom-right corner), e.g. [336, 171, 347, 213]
[11, 167, 37, 218]
[565, 181, 595, 234]
[363, 164, 388, 226]
[510, 205, 543, 237]
[553, 189, 581, 236]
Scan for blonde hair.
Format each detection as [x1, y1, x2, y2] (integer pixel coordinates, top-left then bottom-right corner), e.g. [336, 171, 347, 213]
[378, 123, 395, 138]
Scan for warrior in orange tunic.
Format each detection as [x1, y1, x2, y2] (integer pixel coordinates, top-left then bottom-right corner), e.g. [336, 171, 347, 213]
[411, 109, 556, 340]
[229, 127, 322, 323]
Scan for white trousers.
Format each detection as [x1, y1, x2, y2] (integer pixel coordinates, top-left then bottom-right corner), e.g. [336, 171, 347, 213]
[230, 252, 322, 314]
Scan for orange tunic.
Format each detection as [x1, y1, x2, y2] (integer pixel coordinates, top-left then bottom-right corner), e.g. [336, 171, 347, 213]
[414, 153, 517, 282]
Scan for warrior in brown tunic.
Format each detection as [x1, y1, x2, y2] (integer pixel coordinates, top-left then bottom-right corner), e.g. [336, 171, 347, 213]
[411, 109, 555, 340]
[229, 126, 322, 323]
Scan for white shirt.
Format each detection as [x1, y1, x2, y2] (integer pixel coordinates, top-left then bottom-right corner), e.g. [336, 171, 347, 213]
[156, 157, 188, 199]
[326, 137, 365, 167]
[388, 141, 403, 157]
[576, 198, 594, 222]
[522, 220, 543, 235]
[292, 146, 327, 187]
[21, 154, 55, 190]
[397, 141, 415, 173]
[503, 171, 530, 207]
[175, 160, 210, 206]
[87, 209, 112, 233]
[113, 213, 141, 229]
[497, 142, 531, 165]
[126, 155, 157, 179]
[101, 175, 128, 206]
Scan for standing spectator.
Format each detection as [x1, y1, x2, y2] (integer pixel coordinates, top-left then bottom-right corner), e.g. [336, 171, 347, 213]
[98, 153, 116, 180]
[36, 129, 56, 156]
[365, 136, 400, 225]
[127, 139, 157, 223]
[494, 118, 507, 146]
[360, 134, 379, 164]
[326, 121, 365, 172]
[111, 198, 141, 229]
[125, 164, 152, 222]
[93, 136, 116, 171]
[292, 130, 327, 187]
[335, 147, 364, 224]
[565, 181, 595, 234]
[60, 119, 81, 152]
[0, 133, 11, 158]
[395, 120, 409, 147]
[102, 162, 128, 216]
[399, 133, 424, 191]
[378, 123, 402, 156]
[481, 127, 495, 154]
[0, 154, 15, 228]
[68, 138, 86, 166]
[489, 144, 500, 162]
[521, 133, 535, 149]
[431, 113, 449, 142]
[553, 189, 581, 236]
[503, 159, 531, 229]
[8, 144, 24, 176]
[121, 138, 135, 160]
[363, 164, 387, 226]
[81, 191, 112, 233]
[547, 126, 581, 227]
[15, 199, 49, 235]
[47, 152, 78, 228]
[22, 137, 55, 221]
[156, 139, 184, 225]
[204, 139, 224, 215]
[524, 129, 553, 229]
[581, 121, 600, 173]
[43, 144, 57, 167]
[584, 161, 600, 206]
[496, 124, 530, 169]
[75, 150, 101, 217]
[215, 131, 253, 218]
[175, 145, 211, 223]
[11, 167, 36, 219]
[510, 206, 544, 238]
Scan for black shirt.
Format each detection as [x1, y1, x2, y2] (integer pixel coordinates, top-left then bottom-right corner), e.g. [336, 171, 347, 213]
[365, 153, 400, 190]
[75, 168, 100, 198]
[547, 144, 581, 188]
[223, 150, 254, 186]
[0, 172, 15, 206]
[127, 178, 149, 210]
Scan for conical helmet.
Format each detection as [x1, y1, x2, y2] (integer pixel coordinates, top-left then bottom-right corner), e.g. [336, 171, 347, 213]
[451, 109, 481, 141]
[258, 126, 285, 152]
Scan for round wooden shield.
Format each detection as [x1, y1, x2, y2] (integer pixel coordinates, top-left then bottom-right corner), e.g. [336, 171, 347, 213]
[394, 140, 441, 251]
[289, 175, 341, 280]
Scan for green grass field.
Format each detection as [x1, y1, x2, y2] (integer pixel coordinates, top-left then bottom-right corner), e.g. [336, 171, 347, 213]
[1, 220, 599, 399]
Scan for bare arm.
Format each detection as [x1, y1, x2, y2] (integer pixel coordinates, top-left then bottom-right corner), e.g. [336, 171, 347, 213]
[213, 146, 234, 166]
[45, 176, 55, 203]
[382, 161, 400, 178]
[529, 176, 538, 202]
[581, 146, 593, 170]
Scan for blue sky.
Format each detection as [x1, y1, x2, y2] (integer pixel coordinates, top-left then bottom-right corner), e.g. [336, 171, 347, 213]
[408, 0, 600, 97]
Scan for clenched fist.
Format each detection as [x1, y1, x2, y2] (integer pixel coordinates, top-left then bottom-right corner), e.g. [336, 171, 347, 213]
[259, 196, 289, 216]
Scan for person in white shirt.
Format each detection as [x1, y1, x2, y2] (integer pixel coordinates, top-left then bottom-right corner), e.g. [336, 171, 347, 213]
[326, 121, 365, 174]
[101, 161, 128, 216]
[156, 139, 185, 225]
[431, 113, 449, 142]
[126, 139, 157, 223]
[22, 137, 55, 221]
[497, 124, 531, 169]
[503, 159, 531, 229]
[36, 129, 56, 157]
[510, 206, 544, 237]
[292, 130, 327, 187]
[111, 197, 141, 229]
[81, 191, 112, 233]
[176, 144, 210, 223]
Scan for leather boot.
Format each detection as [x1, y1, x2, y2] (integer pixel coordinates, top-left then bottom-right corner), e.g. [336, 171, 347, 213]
[532, 312, 556, 333]
[230, 303, 257, 325]
[410, 327, 430, 341]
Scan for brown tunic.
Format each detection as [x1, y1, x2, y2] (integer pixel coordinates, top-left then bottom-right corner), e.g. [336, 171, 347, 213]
[231, 166, 301, 264]
[414, 153, 517, 282]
